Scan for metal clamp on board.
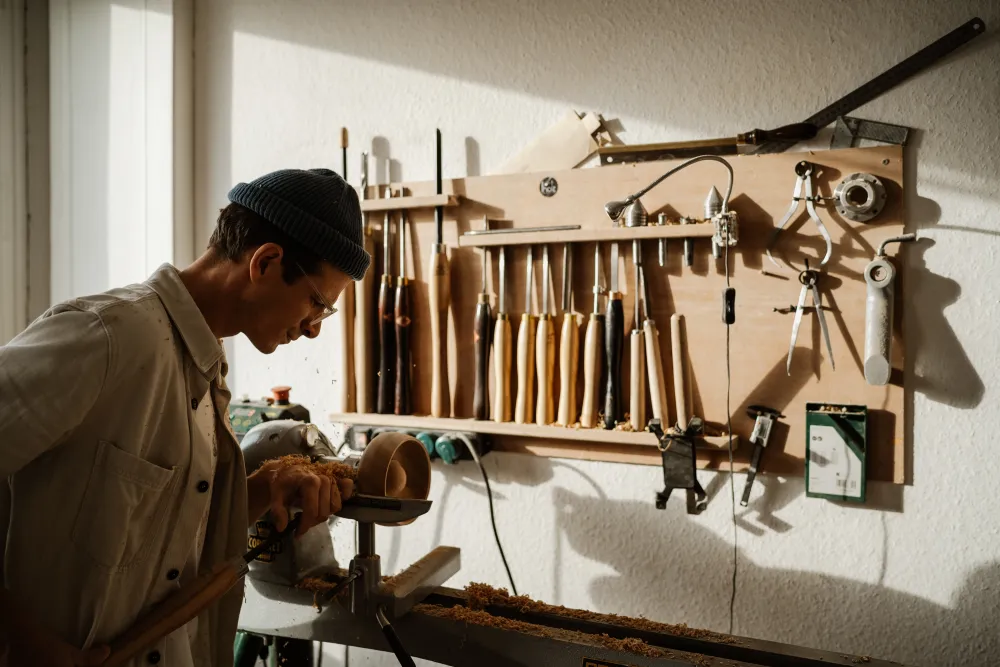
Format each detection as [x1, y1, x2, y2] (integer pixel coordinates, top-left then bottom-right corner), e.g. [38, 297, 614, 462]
[648, 418, 707, 514]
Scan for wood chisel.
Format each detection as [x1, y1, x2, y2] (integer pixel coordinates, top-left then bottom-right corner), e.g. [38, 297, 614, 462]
[492, 245, 512, 422]
[670, 313, 690, 431]
[629, 240, 646, 431]
[394, 201, 412, 415]
[336, 129, 356, 412]
[556, 243, 580, 426]
[105, 514, 303, 666]
[355, 152, 375, 414]
[579, 244, 605, 429]
[603, 242, 623, 429]
[430, 129, 451, 418]
[377, 174, 396, 414]
[534, 245, 556, 426]
[641, 265, 669, 426]
[514, 247, 536, 424]
[472, 216, 493, 420]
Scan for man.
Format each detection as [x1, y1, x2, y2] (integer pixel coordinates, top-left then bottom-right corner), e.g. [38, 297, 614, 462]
[0, 168, 369, 666]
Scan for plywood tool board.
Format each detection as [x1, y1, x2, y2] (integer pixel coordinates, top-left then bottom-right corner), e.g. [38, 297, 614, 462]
[331, 146, 905, 484]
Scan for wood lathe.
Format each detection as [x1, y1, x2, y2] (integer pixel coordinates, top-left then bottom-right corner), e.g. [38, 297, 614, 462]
[230, 421, 910, 667]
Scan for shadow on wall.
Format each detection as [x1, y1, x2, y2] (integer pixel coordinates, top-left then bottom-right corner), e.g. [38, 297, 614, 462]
[553, 488, 999, 667]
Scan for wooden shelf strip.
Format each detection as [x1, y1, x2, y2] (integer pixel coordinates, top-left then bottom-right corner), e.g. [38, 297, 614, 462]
[360, 194, 458, 212]
[457, 222, 716, 248]
[329, 413, 736, 451]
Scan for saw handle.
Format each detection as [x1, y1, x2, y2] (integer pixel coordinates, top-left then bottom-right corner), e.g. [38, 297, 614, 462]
[514, 314, 536, 424]
[740, 123, 817, 145]
[429, 247, 451, 417]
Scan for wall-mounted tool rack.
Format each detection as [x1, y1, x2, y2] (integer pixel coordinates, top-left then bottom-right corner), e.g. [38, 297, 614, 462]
[332, 145, 906, 484]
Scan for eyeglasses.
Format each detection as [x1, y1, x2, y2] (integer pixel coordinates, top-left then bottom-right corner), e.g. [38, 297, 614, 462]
[294, 261, 338, 325]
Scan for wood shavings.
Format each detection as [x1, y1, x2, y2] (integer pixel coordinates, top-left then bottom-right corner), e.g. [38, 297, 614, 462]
[268, 454, 358, 481]
[463, 583, 739, 645]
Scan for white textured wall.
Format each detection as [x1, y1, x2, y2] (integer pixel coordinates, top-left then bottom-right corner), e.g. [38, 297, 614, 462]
[193, 2, 1000, 665]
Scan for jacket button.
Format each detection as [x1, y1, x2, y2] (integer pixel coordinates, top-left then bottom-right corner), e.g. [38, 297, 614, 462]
[191, 397, 199, 409]
[196, 480, 210, 492]
[166, 568, 179, 580]
[147, 650, 161, 664]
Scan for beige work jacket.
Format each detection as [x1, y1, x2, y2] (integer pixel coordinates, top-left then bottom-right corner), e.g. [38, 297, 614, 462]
[0, 264, 248, 667]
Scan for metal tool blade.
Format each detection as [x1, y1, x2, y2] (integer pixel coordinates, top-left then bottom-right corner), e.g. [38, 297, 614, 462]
[561, 243, 571, 312]
[610, 243, 619, 293]
[481, 216, 490, 294]
[787, 284, 809, 375]
[499, 246, 507, 315]
[812, 283, 835, 370]
[632, 240, 641, 329]
[541, 245, 551, 315]
[640, 265, 650, 323]
[592, 243, 602, 314]
[525, 246, 534, 315]
[383, 188, 393, 277]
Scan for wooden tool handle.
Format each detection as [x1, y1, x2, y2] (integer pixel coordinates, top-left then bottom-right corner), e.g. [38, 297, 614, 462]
[429, 247, 451, 417]
[394, 281, 412, 415]
[472, 297, 492, 420]
[603, 294, 624, 429]
[106, 557, 244, 666]
[354, 232, 376, 414]
[534, 316, 555, 425]
[514, 314, 536, 424]
[629, 329, 646, 431]
[336, 281, 356, 412]
[492, 315, 512, 422]
[671, 313, 689, 431]
[377, 277, 396, 414]
[644, 320, 669, 424]
[556, 314, 580, 426]
[580, 313, 604, 428]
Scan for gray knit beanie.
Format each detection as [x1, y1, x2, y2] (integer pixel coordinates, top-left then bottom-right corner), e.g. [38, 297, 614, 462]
[227, 168, 371, 280]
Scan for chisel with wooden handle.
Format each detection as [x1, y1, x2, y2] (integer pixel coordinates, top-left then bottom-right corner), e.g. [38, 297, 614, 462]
[603, 242, 624, 429]
[629, 240, 646, 431]
[104, 515, 302, 667]
[394, 203, 412, 415]
[377, 177, 396, 414]
[492, 246, 512, 422]
[473, 217, 493, 420]
[354, 152, 375, 413]
[514, 247, 536, 424]
[535, 245, 556, 426]
[580, 244, 605, 428]
[671, 313, 689, 431]
[556, 243, 580, 426]
[336, 129, 356, 412]
[430, 129, 451, 417]
[641, 266, 669, 425]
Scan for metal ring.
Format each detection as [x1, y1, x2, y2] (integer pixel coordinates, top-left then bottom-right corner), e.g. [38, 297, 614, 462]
[834, 172, 887, 223]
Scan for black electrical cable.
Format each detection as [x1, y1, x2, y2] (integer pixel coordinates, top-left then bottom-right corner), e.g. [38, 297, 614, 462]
[376, 607, 416, 667]
[456, 434, 518, 596]
[725, 232, 738, 636]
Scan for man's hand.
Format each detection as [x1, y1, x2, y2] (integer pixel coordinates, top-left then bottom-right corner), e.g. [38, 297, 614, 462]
[247, 460, 354, 536]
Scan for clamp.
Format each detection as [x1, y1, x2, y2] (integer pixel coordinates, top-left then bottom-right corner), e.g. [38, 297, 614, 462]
[767, 161, 833, 269]
[786, 259, 835, 375]
[740, 406, 784, 506]
[648, 418, 707, 513]
[864, 233, 920, 385]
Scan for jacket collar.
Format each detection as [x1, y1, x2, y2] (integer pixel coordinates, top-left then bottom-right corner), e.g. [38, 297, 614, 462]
[146, 263, 224, 379]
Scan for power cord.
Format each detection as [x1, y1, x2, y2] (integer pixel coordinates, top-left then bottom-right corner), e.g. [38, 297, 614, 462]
[454, 433, 518, 596]
[724, 224, 738, 636]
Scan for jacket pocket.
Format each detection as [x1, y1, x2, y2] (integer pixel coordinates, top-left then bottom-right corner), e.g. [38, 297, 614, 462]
[71, 440, 178, 571]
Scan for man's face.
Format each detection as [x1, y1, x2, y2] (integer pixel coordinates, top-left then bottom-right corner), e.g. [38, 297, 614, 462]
[241, 243, 353, 354]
